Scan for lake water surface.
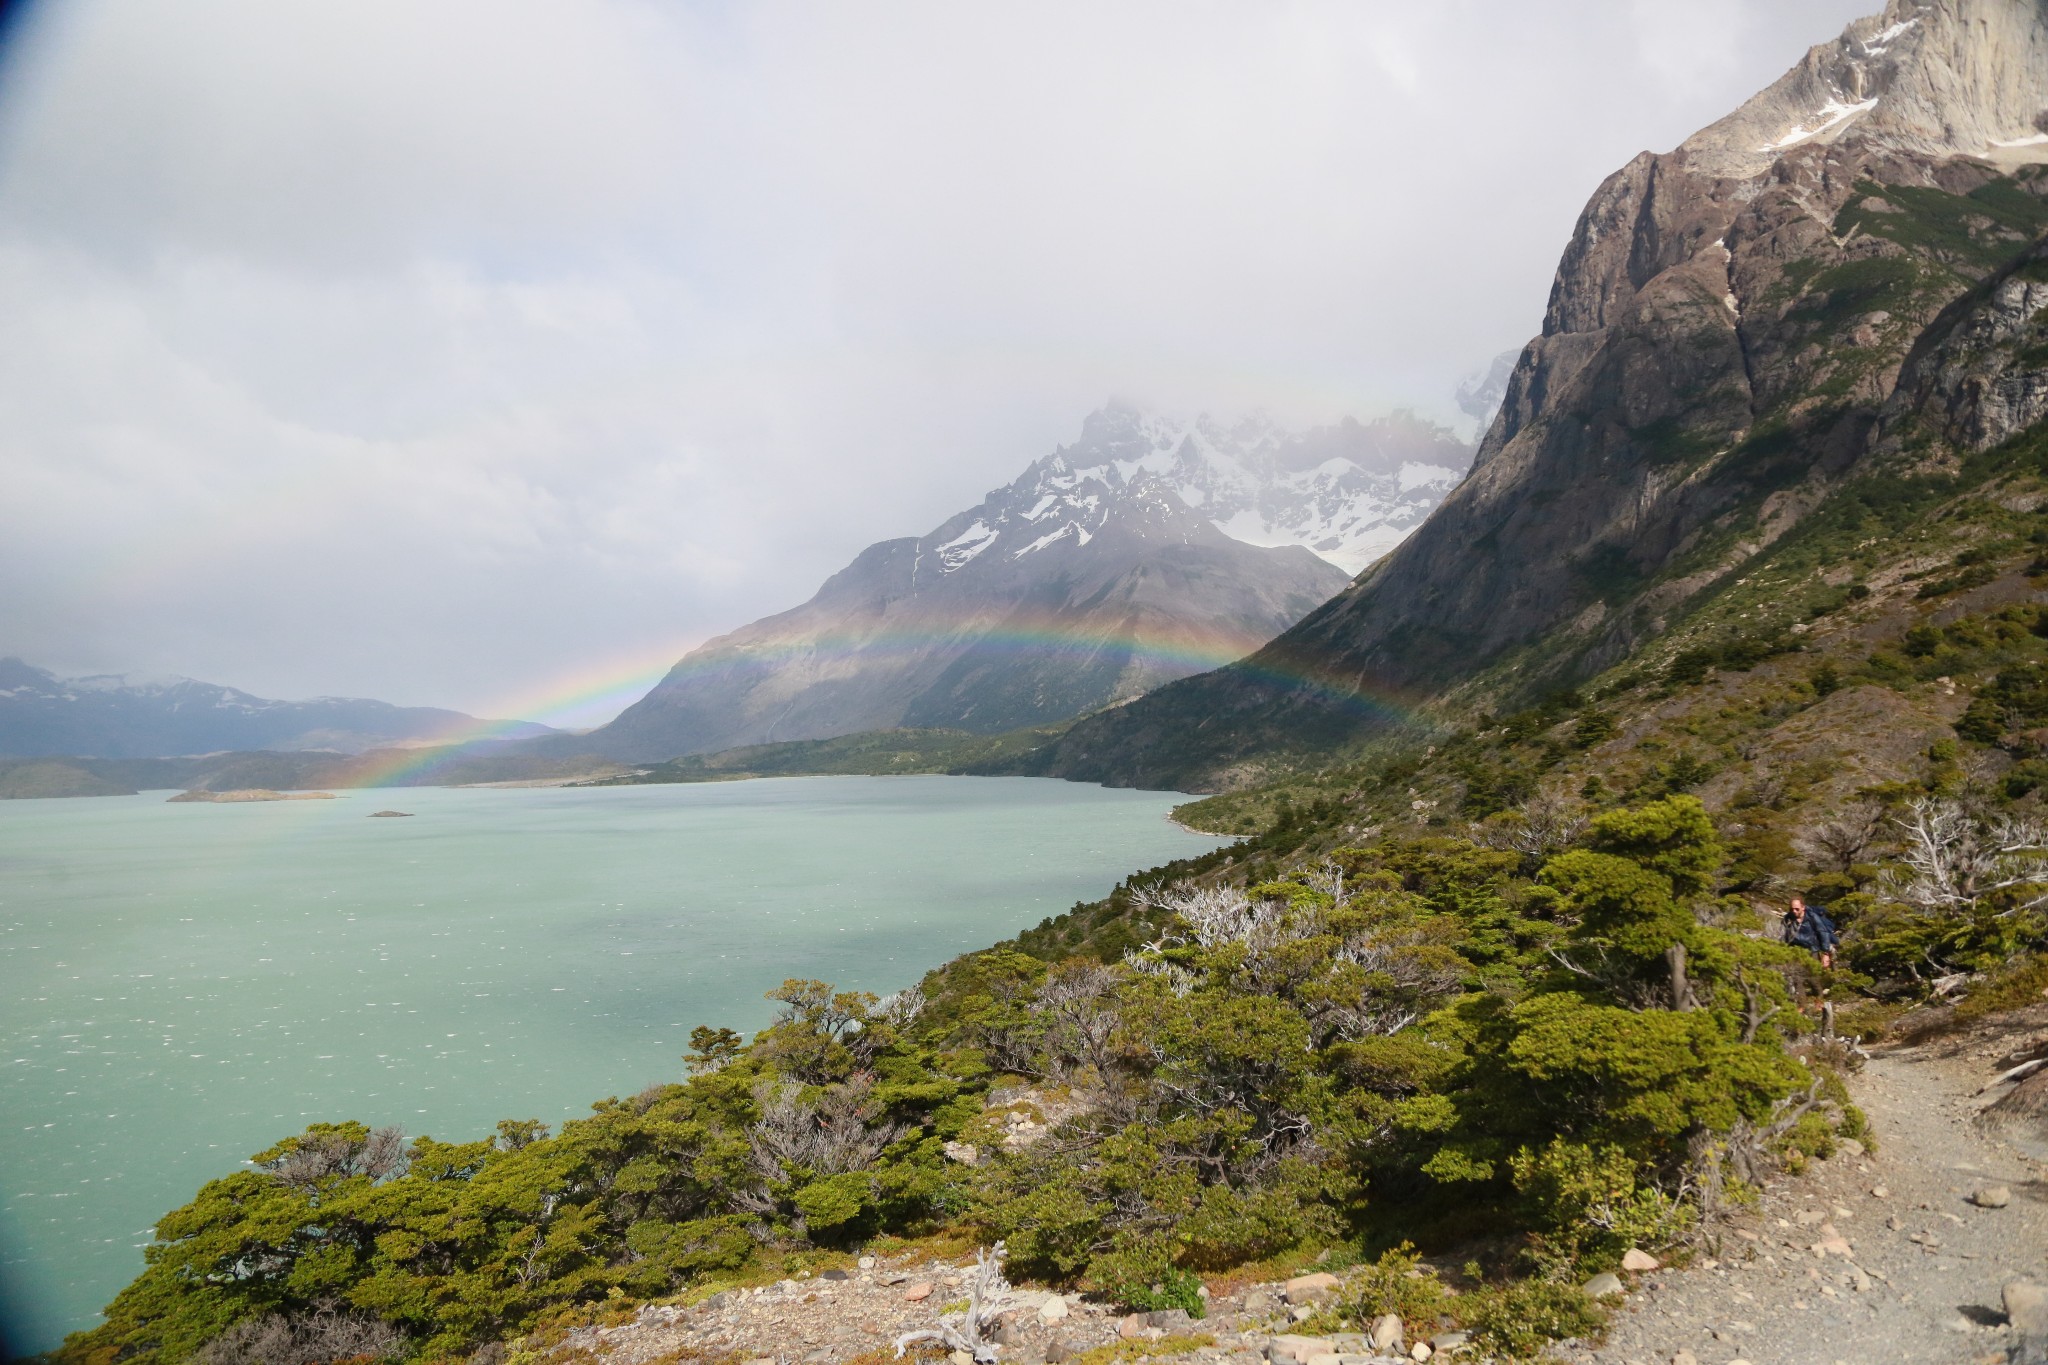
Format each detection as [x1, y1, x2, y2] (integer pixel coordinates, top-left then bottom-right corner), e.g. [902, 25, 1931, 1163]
[0, 777, 1220, 1352]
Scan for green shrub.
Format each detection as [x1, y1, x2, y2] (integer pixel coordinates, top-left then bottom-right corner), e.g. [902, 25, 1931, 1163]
[1464, 1278, 1608, 1359]
[1331, 1243, 1451, 1331]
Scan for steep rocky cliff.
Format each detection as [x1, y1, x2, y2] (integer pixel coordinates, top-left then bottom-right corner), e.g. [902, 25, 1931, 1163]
[1019, 0, 2048, 790]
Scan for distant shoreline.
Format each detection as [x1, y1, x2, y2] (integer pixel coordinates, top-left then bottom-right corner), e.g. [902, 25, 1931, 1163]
[167, 788, 336, 803]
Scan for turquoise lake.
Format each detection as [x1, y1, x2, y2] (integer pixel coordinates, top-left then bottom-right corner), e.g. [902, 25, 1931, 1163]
[0, 776, 1221, 1353]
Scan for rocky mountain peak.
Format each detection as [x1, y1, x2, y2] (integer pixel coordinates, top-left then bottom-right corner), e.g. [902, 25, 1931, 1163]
[940, 401, 1472, 578]
[1680, 0, 2048, 180]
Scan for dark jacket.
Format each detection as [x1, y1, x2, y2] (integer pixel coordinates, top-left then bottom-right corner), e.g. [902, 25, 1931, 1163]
[1783, 905, 1838, 956]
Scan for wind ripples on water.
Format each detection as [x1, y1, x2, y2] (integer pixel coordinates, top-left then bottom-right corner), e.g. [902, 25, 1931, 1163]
[0, 776, 1221, 1353]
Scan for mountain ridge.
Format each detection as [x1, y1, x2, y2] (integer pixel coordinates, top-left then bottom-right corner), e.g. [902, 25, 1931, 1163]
[586, 405, 1466, 762]
[0, 658, 556, 759]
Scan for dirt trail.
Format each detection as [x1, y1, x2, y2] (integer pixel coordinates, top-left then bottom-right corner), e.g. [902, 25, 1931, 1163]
[1581, 1010, 2048, 1365]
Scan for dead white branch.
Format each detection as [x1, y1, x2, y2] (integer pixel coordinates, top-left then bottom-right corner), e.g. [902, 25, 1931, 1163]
[893, 1242, 1012, 1363]
[1888, 798, 2048, 918]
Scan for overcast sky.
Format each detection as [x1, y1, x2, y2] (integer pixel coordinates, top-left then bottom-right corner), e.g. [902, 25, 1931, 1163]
[0, 0, 1874, 728]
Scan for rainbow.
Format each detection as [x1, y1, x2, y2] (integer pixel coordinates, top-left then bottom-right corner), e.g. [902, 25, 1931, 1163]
[340, 605, 1422, 788]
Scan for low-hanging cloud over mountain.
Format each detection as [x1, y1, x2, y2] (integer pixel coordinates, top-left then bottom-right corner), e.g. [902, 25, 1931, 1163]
[0, 0, 1872, 727]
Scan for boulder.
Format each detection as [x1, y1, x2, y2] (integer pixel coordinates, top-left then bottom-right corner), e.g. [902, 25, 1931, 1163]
[903, 1282, 934, 1302]
[1266, 1334, 1334, 1364]
[1973, 1184, 2012, 1208]
[2006, 1280, 2048, 1336]
[1370, 1313, 1404, 1351]
[1430, 1333, 1470, 1354]
[1148, 1309, 1193, 1330]
[1621, 1248, 1660, 1272]
[1582, 1272, 1625, 1299]
[1283, 1272, 1342, 1305]
[1039, 1295, 1069, 1324]
[1118, 1313, 1150, 1340]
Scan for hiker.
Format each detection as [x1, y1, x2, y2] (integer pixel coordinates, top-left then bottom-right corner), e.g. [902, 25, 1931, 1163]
[1783, 895, 1838, 970]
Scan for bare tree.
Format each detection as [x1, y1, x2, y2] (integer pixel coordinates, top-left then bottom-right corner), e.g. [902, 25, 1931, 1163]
[200, 1301, 406, 1365]
[1472, 785, 1590, 860]
[894, 1243, 1013, 1363]
[1797, 801, 1885, 874]
[1310, 921, 1464, 1041]
[1035, 960, 1122, 1080]
[876, 985, 925, 1028]
[1889, 798, 2048, 917]
[1300, 858, 1350, 905]
[264, 1125, 410, 1190]
[740, 1074, 905, 1214]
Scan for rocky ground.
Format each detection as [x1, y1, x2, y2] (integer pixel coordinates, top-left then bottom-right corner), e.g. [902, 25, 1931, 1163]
[1564, 1005, 2048, 1365]
[543, 1007, 2048, 1365]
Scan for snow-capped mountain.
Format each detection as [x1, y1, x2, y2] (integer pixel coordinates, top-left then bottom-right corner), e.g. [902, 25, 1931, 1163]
[987, 404, 1471, 576]
[586, 403, 1418, 761]
[0, 657, 556, 758]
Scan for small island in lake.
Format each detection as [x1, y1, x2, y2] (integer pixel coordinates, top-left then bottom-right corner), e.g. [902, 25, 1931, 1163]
[369, 809, 414, 817]
[167, 789, 337, 803]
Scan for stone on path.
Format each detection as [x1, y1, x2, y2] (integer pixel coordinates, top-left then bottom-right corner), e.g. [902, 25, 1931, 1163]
[1670, 1350, 1698, 1365]
[1118, 1313, 1151, 1340]
[1813, 1221, 1854, 1257]
[2006, 1280, 2048, 1336]
[1038, 1294, 1069, 1324]
[1621, 1248, 1661, 1272]
[903, 1281, 934, 1302]
[857, 1256, 875, 1269]
[1972, 1184, 2011, 1208]
[1583, 1272, 1625, 1298]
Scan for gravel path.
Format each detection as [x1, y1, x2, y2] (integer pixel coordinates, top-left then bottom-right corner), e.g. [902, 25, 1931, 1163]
[1577, 1011, 2048, 1365]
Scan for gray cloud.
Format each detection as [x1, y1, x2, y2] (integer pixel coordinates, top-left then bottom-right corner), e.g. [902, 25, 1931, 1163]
[0, 0, 1873, 726]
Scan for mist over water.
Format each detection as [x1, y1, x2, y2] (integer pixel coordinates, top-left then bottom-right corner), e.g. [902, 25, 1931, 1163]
[0, 777, 1222, 1353]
